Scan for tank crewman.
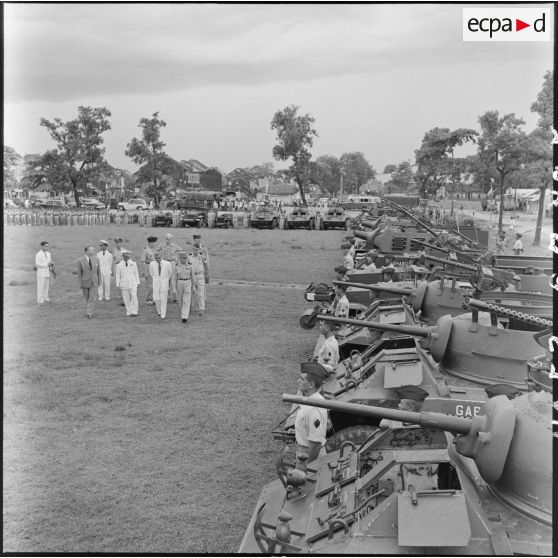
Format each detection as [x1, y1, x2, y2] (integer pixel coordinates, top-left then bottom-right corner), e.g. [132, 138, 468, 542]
[382, 256, 395, 270]
[316, 319, 340, 375]
[189, 244, 209, 317]
[97, 240, 114, 301]
[175, 251, 197, 323]
[293, 362, 329, 464]
[343, 247, 355, 270]
[381, 266, 395, 283]
[334, 265, 348, 282]
[158, 232, 181, 302]
[334, 282, 350, 318]
[140, 236, 159, 305]
[361, 251, 378, 270]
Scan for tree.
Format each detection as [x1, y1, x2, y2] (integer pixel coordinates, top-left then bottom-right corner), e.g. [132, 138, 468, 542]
[477, 111, 527, 233]
[383, 161, 414, 193]
[414, 127, 477, 205]
[271, 105, 318, 205]
[3, 146, 21, 194]
[37, 106, 112, 205]
[339, 152, 375, 195]
[311, 155, 342, 195]
[125, 112, 171, 208]
[528, 71, 553, 246]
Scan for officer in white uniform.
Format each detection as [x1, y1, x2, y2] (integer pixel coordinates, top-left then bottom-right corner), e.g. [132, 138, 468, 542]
[115, 249, 140, 316]
[149, 252, 173, 319]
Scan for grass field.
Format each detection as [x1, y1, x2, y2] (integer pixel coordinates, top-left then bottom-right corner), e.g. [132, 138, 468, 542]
[3, 225, 346, 553]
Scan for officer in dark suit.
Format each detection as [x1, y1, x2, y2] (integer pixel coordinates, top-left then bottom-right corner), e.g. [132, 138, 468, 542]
[77, 245, 101, 318]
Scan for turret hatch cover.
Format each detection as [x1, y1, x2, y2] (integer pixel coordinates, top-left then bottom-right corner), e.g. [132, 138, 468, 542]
[397, 490, 471, 547]
[379, 309, 406, 324]
[383, 360, 423, 388]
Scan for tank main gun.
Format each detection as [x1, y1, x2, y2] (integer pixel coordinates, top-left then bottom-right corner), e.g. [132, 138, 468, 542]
[359, 218, 382, 229]
[282, 391, 552, 525]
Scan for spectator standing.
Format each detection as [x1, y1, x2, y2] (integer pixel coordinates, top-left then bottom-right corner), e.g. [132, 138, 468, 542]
[514, 234, 523, 255]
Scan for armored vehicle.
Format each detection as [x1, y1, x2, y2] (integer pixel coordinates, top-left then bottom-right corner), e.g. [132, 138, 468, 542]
[215, 210, 233, 228]
[240, 384, 552, 554]
[321, 207, 351, 230]
[286, 208, 316, 230]
[179, 206, 208, 228]
[251, 206, 280, 229]
[151, 210, 173, 227]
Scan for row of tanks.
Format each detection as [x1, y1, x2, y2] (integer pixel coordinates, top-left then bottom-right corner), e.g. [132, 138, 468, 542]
[239, 198, 553, 554]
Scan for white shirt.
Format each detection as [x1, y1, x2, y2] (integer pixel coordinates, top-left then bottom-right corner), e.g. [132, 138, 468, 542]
[318, 335, 340, 374]
[116, 259, 140, 289]
[35, 250, 52, 278]
[97, 250, 114, 275]
[514, 239, 523, 251]
[335, 295, 350, 318]
[294, 392, 328, 447]
[343, 253, 354, 270]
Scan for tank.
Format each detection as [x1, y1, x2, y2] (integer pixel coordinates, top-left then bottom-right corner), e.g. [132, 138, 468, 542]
[240, 389, 552, 554]
[317, 299, 552, 390]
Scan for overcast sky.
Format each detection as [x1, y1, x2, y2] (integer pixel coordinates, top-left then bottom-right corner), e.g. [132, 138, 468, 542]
[4, 3, 553, 174]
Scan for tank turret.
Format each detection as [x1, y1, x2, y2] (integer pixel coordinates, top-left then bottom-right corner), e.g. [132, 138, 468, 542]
[282, 390, 552, 526]
[317, 307, 551, 390]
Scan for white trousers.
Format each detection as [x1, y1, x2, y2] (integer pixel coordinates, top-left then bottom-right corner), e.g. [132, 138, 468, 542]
[98, 273, 111, 300]
[37, 275, 50, 303]
[193, 280, 205, 311]
[121, 288, 139, 315]
[154, 288, 169, 318]
[176, 280, 192, 319]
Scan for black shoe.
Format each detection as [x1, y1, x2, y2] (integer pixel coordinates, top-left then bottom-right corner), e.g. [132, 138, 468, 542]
[119, 302, 126, 306]
[182, 319, 187, 323]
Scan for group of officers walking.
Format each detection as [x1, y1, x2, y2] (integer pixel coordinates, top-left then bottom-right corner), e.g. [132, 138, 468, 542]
[35, 232, 209, 322]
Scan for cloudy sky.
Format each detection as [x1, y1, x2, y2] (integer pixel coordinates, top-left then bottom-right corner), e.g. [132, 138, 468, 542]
[4, 3, 553, 174]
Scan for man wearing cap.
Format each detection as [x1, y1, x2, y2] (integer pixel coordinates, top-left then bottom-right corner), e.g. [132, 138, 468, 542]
[35, 240, 55, 304]
[192, 233, 209, 262]
[361, 251, 378, 271]
[115, 249, 140, 316]
[343, 247, 354, 270]
[293, 362, 329, 464]
[158, 233, 181, 302]
[334, 265, 348, 282]
[316, 320, 340, 375]
[140, 236, 159, 304]
[189, 244, 209, 317]
[149, 251, 173, 319]
[77, 246, 101, 319]
[97, 240, 114, 301]
[175, 251, 196, 323]
[381, 267, 395, 283]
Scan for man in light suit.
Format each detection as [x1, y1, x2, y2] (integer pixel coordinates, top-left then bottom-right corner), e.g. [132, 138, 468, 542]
[97, 240, 114, 301]
[77, 245, 102, 319]
[149, 251, 173, 319]
[115, 249, 140, 316]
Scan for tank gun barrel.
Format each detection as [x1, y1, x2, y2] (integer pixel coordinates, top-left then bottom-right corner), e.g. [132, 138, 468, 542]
[360, 219, 381, 229]
[463, 297, 553, 329]
[380, 198, 440, 238]
[354, 229, 375, 241]
[426, 254, 478, 272]
[282, 394, 472, 435]
[316, 314, 430, 337]
[332, 280, 413, 296]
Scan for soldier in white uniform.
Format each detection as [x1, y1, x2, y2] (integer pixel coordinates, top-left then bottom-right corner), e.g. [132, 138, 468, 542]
[158, 233, 181, 302]
[115, 249, 140, 316]
[97, 240, 114, 300]
[334, 282, 350, 318]
[140, 236, 159, 304]
[316, 319, 340, 375]
[35, 240, 54, 304]
[149, 252, 173, 319]
[343, 247, 355, 270]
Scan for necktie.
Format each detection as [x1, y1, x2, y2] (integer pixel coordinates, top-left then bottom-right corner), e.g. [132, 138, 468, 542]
[158, 261, 162, 275]
[126, 261, 128, 267]
[88, 257, 92, 269]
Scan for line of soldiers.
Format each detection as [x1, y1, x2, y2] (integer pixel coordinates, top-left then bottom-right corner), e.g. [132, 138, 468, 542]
[7, 209, 114, 226]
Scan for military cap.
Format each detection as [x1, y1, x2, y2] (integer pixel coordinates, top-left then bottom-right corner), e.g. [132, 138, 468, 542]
[393, 385, 428, 402]
[336, 282, 348, 291]
[147, 236, 158, 242]
[114, 238, 123, 243]
[193, 234, 201, 239]
[165, 232, 173, 239]
[334, 265, 348, 274]
[300, 362, 329, 385]
[121, 248, 131, 255]
[382, 267, 395, 275]
[99, 239, 109, 246]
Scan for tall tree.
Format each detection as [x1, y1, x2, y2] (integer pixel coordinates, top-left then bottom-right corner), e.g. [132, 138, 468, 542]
[528, 71, 553, 246]
[476, 111, 527, 233]
[311, 155, 342, 195]
[125, 112, 170, 208]
[271, 105, 317, 205]
[3, 146, 21, 194]
[340, 152, 375, 195]
[36, 106, 112, 205]
[383, 161, 414, 193]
